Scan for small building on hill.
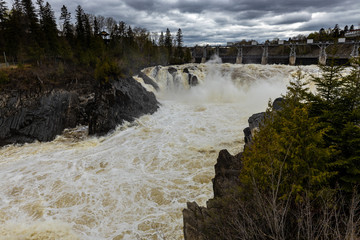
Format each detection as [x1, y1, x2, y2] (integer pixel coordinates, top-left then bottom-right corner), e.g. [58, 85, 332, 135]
[345, 29, 360, 38]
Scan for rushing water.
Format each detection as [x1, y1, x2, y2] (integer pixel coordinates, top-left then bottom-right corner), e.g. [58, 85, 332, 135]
[0, 62, 319, 239]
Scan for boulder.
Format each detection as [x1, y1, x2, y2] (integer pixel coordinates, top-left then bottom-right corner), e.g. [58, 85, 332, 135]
[168, 67, 178, 75]
[188, 74, 199, 86]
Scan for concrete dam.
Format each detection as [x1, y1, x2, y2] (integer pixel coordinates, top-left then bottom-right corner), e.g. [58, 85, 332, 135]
[191, 40, 360, 65]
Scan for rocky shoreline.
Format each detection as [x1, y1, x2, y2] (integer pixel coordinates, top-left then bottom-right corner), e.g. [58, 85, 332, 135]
[0, 76, 159, 147]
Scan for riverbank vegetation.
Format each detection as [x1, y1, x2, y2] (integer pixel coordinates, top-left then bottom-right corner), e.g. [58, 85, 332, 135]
[198, 58, 360, 239]
[0, 0, 191, 90]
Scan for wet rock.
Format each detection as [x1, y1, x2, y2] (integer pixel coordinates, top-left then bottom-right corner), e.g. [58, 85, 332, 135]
[0, 77, 158, 147]
[168, 67, 178, 75]
[183, 202, 206, 240]
[88, 77, 158, 136]
[151, 65, 162, 78]
[0, 90, 81, 146]
[188, 74, 199, 86]
[183, 149, 243, 240]
[273, 97, 284, 111]
[213, 149, 243, 198]
[138, 71, 159, 91]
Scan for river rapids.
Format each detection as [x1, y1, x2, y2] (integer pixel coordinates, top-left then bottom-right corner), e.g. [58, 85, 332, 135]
[0, 61, 319, 239]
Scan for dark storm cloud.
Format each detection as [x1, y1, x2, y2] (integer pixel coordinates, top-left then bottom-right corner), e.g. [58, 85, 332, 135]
[3, 0, 360, 45]
[269, 12, 312, 25]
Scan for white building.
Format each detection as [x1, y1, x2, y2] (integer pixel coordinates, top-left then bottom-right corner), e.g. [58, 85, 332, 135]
[345, 29, 360, 38]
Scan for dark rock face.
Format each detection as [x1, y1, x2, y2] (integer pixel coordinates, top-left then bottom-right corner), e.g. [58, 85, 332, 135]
[168, 67, 178, 75]
[213, 150, 242, 198]
[183, 202, 207, 240]
[0, 90, 83, 146]
[244, 112, 265, 145]
[138, 71, 160, 91]
[183, 68, 190, 74]
[273, 97, 284, 111]
[188, 74, 199, 86]
[0, 77, 158, 147]
[183, 149, 243, 240]
[88, 77, 158, 136]
[243, 97, 283, 145]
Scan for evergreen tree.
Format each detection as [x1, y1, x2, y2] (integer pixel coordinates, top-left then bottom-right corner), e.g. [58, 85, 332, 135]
[175, 28, 184, 61]
[75, 5, 85, 44]
[60, 5, 73, 40]
[158, 31, 164, 47]
[241, 73, 334, 201]
[93, 16, 99, 35]
[164, 28, 172, 48]
[176, 28, 183, 48]
[164, 28, 172, 59]
[335, 58, 360, 189]
[21, 0, 40, 37]
[38, 1, 58, 56]
[5, 0, 26, 61]
[83, 13, 92, 47]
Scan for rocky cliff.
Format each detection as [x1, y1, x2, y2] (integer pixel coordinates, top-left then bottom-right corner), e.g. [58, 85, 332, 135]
[0, 77, 158, 147]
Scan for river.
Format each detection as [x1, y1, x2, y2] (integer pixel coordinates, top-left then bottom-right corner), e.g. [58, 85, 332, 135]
[0, 61, 319, 239]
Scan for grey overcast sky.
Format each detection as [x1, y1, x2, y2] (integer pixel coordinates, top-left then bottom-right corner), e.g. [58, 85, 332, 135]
[4, 0, 360, 46]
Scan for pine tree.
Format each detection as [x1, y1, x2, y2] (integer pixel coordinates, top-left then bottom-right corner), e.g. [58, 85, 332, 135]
[93, 17, 99, 35]
[21, 0, 40, 36]
[335, 58, 360, 190]
[60, 5, 73, 40]
[75, 5, 85, 44]
[164, 28, 172, 59]
[164, 28, 172, 48]
[38, 1, 58, 56]
[83, 13, 92, 47]
[176, 28, 183, 48]
[158, 31, 164, 47]
[175, 28, 184, 61]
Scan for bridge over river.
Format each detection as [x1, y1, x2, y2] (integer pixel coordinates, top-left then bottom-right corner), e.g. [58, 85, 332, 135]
[191, 40, 360, 65]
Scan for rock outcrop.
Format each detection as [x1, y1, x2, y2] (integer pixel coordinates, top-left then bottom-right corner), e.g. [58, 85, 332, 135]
[0, 90, 83, 146]
[88, 77, 158, 136]
[138, 71, 160, 91]
[0, 77, 158, 147]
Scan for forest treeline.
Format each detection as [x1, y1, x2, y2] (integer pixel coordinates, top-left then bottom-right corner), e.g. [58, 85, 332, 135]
[0, 0, 191, 86]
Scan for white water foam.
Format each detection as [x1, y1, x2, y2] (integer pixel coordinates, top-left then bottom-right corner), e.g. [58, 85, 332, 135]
[0, 63, 319, 239]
